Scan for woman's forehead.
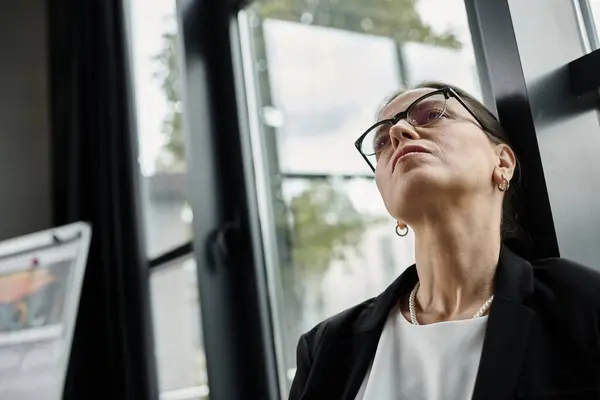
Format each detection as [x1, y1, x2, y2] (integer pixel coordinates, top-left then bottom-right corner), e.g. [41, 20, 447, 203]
[379, 88, 438, 120]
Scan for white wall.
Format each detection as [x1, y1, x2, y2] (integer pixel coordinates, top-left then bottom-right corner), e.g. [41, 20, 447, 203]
[0, 0, 51, 240]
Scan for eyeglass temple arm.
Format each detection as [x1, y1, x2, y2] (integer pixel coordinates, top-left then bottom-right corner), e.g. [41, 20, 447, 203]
[448, 90, 488, 128]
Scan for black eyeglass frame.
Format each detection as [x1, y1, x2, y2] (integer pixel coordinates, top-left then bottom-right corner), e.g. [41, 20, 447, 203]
[354, 87, 488, 172]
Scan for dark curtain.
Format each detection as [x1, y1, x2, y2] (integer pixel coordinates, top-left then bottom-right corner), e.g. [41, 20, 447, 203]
[48, 0, 157, 399]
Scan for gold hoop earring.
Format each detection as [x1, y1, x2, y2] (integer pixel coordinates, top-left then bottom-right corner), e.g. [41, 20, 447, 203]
[498, 175, 510, 192]
[396, 223, 409, 237]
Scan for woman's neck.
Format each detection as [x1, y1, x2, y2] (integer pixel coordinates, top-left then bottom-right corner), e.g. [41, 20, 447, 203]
[410, 203, 501, 321]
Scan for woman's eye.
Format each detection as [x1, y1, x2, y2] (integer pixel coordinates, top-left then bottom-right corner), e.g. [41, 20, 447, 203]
[411, 108, 444, 125]
[373, 135, 390, 152]
[425, 110, 442, 120]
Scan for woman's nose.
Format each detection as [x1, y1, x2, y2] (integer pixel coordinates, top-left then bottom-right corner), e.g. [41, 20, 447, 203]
[389, 120, 420, 149]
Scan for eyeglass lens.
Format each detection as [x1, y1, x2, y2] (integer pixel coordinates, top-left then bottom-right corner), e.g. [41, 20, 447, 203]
[359, 93, 447, 168]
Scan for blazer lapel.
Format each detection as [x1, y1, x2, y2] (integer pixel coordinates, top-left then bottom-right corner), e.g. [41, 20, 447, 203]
[472, 245, 536, 400]
[303, 267, 418, 400]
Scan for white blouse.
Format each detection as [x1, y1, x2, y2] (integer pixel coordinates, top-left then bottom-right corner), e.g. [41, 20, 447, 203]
[355, 307, 488, 400]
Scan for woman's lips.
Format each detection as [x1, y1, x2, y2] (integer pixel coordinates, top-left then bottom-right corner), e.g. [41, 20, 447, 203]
[391, 145, 432, 171]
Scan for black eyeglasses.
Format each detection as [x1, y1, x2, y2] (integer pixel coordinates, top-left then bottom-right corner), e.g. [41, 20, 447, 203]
[354, 87, 486, 172]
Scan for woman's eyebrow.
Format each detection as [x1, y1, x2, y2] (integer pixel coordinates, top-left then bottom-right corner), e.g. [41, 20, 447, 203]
[379, 108, 397, 120]
[375, 124, 391, 135]
[380, 108, 403, 121]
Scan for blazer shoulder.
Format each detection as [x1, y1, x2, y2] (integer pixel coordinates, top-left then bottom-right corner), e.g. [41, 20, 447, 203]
[302, 296, 378, 349]
[532, 256, 600, 306]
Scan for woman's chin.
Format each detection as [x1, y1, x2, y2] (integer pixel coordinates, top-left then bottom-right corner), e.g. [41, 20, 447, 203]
[388, 173, 446, 209]
[392, 166, 439, 189]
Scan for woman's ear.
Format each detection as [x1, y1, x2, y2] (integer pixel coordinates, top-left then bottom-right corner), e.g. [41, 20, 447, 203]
[494, 143, 516, 181]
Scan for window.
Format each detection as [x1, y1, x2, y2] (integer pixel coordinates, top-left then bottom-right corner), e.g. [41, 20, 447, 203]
[238, 0, 483, 392]
[150, 257, 208, 400]
[128, 0, 192, 259]
[126, 0, 206, 398]
[575, 0, 600, 50]
[590, 0, 600, 41]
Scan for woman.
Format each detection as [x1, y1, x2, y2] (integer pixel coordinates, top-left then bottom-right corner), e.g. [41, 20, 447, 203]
[289, 82, 600, 400]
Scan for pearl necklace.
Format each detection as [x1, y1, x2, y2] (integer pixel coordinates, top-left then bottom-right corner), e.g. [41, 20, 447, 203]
[408, 281, 494, 325]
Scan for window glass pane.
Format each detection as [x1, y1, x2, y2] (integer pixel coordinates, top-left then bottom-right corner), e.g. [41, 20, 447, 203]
[239, 0, 483, 393]
[150, 257, 209, 400]
[280, 176, 415, 323]
[591, 0, 600, 44]
[576, 0, 600, 50]
[261, 19, 401, 176]
[127, 0, 192, 259]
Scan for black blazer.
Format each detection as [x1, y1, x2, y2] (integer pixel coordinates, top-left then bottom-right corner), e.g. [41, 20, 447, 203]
[289, 246, 600, 399]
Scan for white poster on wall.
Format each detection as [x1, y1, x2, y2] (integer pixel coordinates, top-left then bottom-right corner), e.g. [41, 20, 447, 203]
[0, 222, 91, 400]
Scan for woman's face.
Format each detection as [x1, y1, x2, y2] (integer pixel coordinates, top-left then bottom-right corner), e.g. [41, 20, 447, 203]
[374, 88, 513, 223]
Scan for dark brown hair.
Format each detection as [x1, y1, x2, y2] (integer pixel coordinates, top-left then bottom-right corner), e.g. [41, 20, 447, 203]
[381, 81, 522, 240]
